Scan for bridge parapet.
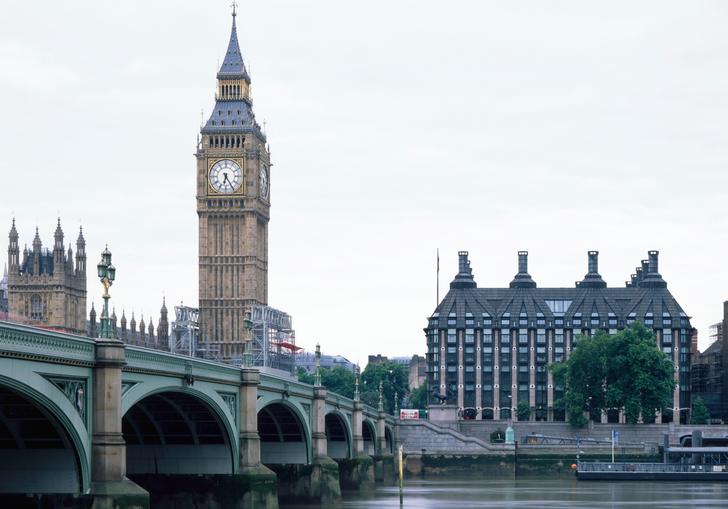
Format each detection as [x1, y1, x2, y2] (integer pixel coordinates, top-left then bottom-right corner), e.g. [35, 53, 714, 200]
[125, 345, 240, 384]
[0, 320, 96, 365]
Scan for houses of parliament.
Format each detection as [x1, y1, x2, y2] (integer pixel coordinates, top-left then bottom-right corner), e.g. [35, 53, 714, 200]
[2, 9, 270, 361]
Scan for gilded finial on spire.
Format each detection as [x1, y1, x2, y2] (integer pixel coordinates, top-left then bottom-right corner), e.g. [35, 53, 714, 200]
[231, 0, 237, 17]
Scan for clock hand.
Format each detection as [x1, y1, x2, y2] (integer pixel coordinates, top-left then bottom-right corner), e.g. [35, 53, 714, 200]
[223, 173, 234, 190]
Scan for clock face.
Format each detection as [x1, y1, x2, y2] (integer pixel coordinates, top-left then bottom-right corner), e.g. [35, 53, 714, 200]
[209, 159, 242, 194]
[259, 165, 269, 200]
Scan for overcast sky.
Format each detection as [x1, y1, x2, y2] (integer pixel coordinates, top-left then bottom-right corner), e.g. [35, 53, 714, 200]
[1, 1, 727, 363]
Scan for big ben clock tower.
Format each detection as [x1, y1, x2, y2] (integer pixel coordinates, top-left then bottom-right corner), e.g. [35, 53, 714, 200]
[197, 7, 270, 362]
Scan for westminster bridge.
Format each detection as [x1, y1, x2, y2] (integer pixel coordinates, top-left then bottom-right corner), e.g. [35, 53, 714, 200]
[0, 321, 396, 508]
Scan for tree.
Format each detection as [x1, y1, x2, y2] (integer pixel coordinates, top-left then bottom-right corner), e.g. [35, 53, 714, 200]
[550, 331, 609, 427]
[517, 400, 531, 422]
[603, 323, 675, 424]
[296, 366, 356, 399]
[691, 396, 710, 425]
[296, 367, 315, 385]
[360, 360, 409, 415]
[550, 323, 675, 427]
[320, 366, 356, 399]
[409, 383, 429, 409]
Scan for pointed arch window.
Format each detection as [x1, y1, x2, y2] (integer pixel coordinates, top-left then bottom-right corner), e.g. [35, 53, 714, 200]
[31, 295, 43, 320]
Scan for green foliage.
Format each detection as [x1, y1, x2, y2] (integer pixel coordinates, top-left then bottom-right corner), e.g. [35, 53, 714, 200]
[296, 367, 315, 385]
[691, 396, 710, 425]
[550, 322, 675, 427]
[409, 382, 429, 409]
[517, 400, 531, 421]
[296, 366, 356, 399]
[361, 360, 409, 415]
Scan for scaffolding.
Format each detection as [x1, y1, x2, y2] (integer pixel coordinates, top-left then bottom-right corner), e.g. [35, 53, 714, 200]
[249, 305, 298, 373]
[170, 305, 204, 357]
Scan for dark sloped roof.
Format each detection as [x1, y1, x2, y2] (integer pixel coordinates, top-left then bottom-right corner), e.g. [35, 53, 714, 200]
[20, 250, 54, 276]
[218, 13, 249, 79]
[431, 252, 689, 330]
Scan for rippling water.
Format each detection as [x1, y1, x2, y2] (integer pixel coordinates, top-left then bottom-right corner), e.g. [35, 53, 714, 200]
[282, 477, 728, 508]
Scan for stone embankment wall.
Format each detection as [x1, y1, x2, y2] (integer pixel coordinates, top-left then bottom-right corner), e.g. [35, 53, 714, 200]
[399, 420, 511, 454]
[397, 419, 710, 478]
[399, 420, 515, 476]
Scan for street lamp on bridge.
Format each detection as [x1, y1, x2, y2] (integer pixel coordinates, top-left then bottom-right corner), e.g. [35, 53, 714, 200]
[96, 246, 116, 339]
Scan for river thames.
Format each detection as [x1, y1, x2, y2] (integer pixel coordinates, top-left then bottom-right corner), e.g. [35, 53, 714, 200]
[282, 477, 728, 508]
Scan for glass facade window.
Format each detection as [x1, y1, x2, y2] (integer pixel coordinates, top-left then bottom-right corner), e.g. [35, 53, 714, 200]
[645, 313, 654, 327]
[500, 330, 511, 345]
[627, 313, 636, 325]
[590, 313, 599, 326]
[447, 329, 457, 344]
[537, 313, 545, 326]
[482, 313, 492, 326]
[573, 314, 582, 327]
[518, 330, 528, 345]
[608, 313, 617, 327]
[465, 329, 475, 344]
[483, 329, 493, 344]
[555, 317, 564, 327]
[545, 300, 572, 314]
[662, 329, 672, 343]
[501, 314, 510, 327]
[465, 313, 474, 326]
[519, 314, 528, 327]
[536, 330, 546, 344]
[663, 313, 672, 327]
[554, 329, 564, 344]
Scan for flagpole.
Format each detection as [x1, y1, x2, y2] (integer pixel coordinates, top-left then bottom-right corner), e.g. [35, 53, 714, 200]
[436, 248, 440, 306]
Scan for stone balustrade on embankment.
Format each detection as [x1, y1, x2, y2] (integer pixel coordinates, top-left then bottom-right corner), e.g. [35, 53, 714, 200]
[456, 421, 728, 447]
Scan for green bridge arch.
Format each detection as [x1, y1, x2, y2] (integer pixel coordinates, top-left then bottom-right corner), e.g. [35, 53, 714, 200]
[0, 373, 91, 493]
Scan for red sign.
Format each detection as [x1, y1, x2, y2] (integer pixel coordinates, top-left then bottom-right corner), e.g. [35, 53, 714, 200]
[400, 409, 419, 420]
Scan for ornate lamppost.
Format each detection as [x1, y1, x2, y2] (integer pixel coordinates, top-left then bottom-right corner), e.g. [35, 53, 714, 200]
[378, 380, 384, 412]
[394, 390, 399, 416]
[354, 364, 360, 401]
[96, 246, 116, 339]
[243, 309, 253, 367]
[314, 343, 322, 387]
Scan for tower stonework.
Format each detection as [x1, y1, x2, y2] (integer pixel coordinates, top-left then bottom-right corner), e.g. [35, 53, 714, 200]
[197, 11, 270, 363]
[6, 219, 87, 334]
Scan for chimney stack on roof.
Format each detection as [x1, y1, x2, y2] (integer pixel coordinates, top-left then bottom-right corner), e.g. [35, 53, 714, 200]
[579, 250, 606, 288]
[450, 251, 477, 289]
[510, 251, 536, 289]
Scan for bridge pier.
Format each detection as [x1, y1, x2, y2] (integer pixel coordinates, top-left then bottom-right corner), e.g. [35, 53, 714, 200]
[89, 339, 149, 509]
[238, 368, 279, 508]
[373, 411, 395, 483]
[128, 368, 278, 509]
[338, 401, 374, 491]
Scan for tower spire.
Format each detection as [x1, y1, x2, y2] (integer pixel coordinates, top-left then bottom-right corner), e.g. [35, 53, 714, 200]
[218, 5, 248, 78]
